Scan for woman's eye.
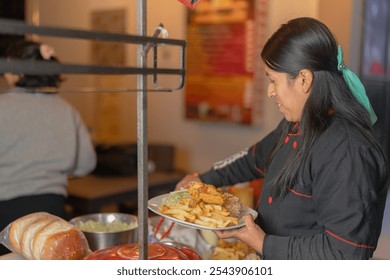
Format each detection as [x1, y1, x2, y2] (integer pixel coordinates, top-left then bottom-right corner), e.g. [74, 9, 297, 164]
[265, 74, 275, 84]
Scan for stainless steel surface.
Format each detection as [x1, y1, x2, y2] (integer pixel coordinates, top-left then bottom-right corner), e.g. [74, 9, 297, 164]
[0, 18, 186, 92]
[0, 18, 185, 47]
[69, 213, 138, 251]
[137, 0, 148, 260]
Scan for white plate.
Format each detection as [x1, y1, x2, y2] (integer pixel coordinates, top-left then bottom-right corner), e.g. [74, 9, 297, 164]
[147, 191, 258, 231]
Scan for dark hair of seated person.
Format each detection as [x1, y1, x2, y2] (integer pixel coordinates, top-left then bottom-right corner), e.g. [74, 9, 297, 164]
[6, 40, 63, 89]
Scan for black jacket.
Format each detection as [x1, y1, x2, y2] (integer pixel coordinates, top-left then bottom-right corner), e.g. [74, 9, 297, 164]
[200, 116, 388, 259]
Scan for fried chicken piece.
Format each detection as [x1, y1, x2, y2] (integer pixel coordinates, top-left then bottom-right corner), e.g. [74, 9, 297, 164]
[222, 192, 243, 219]
[188, 181, 225, 205]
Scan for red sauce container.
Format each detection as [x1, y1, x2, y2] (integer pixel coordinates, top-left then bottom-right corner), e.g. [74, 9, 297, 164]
[84, 243, 201, 260]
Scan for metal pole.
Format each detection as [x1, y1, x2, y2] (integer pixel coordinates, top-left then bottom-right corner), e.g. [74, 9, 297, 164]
[136, 0, 148, 260]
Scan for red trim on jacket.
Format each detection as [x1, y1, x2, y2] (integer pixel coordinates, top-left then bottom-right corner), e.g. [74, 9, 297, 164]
[288, 130, 301, 136]
[289, 188, 312, 198]
[325, 230, 375, 249]
[288, 122, 301, 136]
[255, 166, 265, 176]
[251, 145, 256, 157]
[292, 121, 300, 130]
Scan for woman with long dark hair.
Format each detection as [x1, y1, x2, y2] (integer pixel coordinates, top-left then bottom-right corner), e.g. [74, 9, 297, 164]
[176, 17, 388, 259]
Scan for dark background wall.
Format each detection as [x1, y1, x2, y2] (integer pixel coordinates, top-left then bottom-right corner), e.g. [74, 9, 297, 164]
[0, 0, 25, 57]
[361, 0, 390, 163]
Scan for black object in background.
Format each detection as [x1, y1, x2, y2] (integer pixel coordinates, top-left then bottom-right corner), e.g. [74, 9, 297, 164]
[361, 0, 390, 163]
[0, 0, 25, 57]
[93, 144, 175, 176]
[93, 144, 138, 176]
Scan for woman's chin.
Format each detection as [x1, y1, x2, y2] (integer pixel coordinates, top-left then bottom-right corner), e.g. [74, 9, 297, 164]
[283, 115, 299, 122]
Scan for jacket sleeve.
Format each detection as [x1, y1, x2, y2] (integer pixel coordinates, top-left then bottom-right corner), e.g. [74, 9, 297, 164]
[263, 141, 388, 259]
[199, 128, 278, 187]
[70, 110, 97, 177]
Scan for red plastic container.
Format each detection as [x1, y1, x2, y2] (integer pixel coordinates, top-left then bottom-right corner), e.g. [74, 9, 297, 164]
[84, 243, 201, 260]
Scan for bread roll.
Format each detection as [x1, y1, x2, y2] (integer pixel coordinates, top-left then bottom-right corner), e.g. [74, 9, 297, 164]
[9, 212, 43, 256]
[9, 212, 90, 260]
[21, 214, 54, 259]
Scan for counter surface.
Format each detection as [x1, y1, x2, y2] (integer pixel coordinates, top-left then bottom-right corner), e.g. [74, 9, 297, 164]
[66, 171, 184, 215]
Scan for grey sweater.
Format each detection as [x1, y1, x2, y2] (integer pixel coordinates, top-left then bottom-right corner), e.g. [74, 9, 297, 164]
[0, 88, 97, 200]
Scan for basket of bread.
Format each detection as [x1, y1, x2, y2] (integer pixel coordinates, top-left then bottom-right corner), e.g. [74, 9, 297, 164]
[0, 212, 90, 260]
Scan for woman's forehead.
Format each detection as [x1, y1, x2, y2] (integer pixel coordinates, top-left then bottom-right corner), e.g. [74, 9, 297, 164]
[264, 66, 284, 78]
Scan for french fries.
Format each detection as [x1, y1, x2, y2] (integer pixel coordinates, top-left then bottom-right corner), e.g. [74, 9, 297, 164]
[211, 239, 259, 260]
[159, 184, 239, 228]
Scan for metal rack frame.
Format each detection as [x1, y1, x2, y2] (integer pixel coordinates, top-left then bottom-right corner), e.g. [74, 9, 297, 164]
[0, 0, 186, 260]
[0, 18, 186, 91]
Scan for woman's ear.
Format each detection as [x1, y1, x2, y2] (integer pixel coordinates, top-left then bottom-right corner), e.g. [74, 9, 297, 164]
[299, 69, 313, 94]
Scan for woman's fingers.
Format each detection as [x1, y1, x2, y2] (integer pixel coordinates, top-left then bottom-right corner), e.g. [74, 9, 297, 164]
[213, 215, 252, 239]
[243, 214, 256, 228]
[214, 228, 237, 239]
[175, 173, 200, 190]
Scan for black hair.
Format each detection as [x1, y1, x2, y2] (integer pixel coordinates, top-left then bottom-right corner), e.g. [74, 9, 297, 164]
[261, 17, 377, 198]
[6, 40, 62, 88]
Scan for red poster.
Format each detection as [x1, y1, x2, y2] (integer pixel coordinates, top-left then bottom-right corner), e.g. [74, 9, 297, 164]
[178, 0, 203, 9]
[185, 0, 268, 125]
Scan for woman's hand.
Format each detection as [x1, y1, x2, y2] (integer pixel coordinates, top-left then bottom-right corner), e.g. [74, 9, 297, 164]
[175, 173, 200, 190]
[214, 214, 266, 255]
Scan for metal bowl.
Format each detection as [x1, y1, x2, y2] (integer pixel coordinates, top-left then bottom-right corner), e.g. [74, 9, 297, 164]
[69, 213, 138, 251]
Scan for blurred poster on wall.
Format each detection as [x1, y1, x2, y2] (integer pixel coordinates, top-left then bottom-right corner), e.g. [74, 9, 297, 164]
[90, 9, 130, 144]
[178, 0, 204, 9]
[185, 0, 268, 125]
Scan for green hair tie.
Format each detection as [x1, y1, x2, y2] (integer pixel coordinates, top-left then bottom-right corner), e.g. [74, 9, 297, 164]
[337, 45, 377, 125]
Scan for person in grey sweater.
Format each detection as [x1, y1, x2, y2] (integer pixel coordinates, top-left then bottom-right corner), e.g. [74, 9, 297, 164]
[0, 40, 96, 255]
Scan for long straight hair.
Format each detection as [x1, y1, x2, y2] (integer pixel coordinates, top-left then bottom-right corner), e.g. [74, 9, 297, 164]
[261, 17, 377, 198]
